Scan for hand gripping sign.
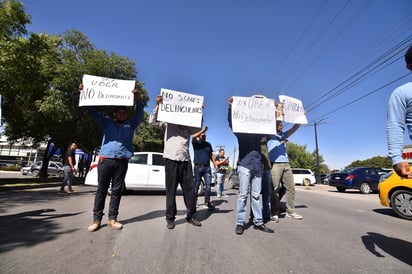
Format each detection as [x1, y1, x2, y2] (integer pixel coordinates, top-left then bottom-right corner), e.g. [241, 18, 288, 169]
[79, 74, 136, 106]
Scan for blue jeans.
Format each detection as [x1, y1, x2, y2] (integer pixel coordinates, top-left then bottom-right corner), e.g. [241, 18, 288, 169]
[60, 165, 74, 190]
[194, 165, 212, 203]
[93, 158, 128, 221]
[236, 165, 263, 226]
[215, 172, 225, 195]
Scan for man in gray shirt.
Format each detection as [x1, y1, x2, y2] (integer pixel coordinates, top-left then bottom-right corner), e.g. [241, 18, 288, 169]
[149, 95, 202, 229]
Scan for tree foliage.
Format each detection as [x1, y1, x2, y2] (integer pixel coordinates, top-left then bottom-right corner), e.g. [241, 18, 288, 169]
[286, 142, 328, 173]
[346, 156, 392, 168]
[0, 1, 157, 177]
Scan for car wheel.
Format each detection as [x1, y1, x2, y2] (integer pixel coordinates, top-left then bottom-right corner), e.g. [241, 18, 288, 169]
[359, 182, 371, 194]
[58, 171, 64, 177]
[336, 186, 346, 192]
[390, 189, 412, 220]
[229, 178, 235, 189]
[31, 169, 40, 177]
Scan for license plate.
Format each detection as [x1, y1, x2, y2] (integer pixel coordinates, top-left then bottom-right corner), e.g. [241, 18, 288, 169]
[335, 176, 340, 180]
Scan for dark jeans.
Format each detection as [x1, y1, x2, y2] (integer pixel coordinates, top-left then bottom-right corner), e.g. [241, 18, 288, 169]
[93, 158, 128, 221]
[164, 159, 196, 221]
[194, 165, 212, 204]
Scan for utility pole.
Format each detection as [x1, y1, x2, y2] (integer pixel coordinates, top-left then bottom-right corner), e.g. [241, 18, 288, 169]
[310, 118, 328, 184]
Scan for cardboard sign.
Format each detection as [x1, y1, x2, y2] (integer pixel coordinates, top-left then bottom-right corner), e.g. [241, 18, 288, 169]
[79, 74, 135, 106]
[157, 88, 203, 127]
[279, 95, 308, 124]
[231, 96, 277, 134]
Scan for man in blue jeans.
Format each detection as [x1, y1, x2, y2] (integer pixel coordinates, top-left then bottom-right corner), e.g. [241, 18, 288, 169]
[228, 96, 274, 235]
[80, 84, 144, 232]
[192, 126, 216, 209]
[58, 142, 77, 194]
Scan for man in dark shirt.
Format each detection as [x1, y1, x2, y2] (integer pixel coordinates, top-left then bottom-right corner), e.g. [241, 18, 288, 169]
[192, 126, 216, 210]
[59, 143, 77, 194]
[228, 96, 274, 235]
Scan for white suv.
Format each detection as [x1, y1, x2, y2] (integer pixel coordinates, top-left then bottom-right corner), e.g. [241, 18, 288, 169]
[291, 168, 316, 186]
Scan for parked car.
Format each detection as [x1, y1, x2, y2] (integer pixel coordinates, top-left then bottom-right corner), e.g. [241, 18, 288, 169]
[85, 152, 204, 194]
[378, 169, 412, 220]
[21, 161, 64, 177]
[291, 168, 316, 186]
[228, 168, 239, 189]
[329, 167, 388, 194]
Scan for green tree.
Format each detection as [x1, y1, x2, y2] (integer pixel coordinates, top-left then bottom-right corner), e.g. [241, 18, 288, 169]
[1, 2, 153, 177]
[286, 141, 329, 174]
[347, 156, 392, 168]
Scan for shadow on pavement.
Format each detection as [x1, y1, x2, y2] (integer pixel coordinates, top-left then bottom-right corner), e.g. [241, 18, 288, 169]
[361, 232, 412, 266]
[0, 208, 84, 253]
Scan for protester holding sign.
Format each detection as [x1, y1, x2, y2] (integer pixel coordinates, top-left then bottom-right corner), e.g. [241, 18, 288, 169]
[192, 126, 216, 210]
[79, 83, 144, 232]
[228, 96, 275, 235]
[149, 94, 202, 229]
[268, 121, 303, 221]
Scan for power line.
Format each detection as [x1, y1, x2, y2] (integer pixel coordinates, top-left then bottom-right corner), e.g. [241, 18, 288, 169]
[310, 72, 411, 123]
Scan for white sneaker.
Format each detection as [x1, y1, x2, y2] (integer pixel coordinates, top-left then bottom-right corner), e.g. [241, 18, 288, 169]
[270, 215, 279, 223]
[217, 194, 221, 198]
[286, 212, 303, 220]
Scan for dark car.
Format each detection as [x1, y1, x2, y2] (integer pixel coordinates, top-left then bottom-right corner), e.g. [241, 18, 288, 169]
[22, 161, 64, 177]
[329, 167, 388, 194]
[228, 168, 239, 189]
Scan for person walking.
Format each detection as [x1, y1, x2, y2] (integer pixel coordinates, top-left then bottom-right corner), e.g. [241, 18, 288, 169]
[268, 121, 303, 221]
[214, 148, 229, 198]
[387, 45, 412, 178]
[80, 84, 144, 232]
[58, 142, 77, 194]
[149, 95, 202, 229]
[228, 96, 274, 235]
[192, 126, 216, 209]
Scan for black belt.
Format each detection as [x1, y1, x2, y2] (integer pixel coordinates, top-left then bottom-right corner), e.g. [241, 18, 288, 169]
[194, 163, 209, 167]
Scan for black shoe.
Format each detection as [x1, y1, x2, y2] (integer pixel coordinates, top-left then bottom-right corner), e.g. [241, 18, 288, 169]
[166, 219, 175, 229]
[253, 224, 274, 233]
[203, 201, 215, 210]
[235, 224, 244, 235]
[187, 217, 201, 226]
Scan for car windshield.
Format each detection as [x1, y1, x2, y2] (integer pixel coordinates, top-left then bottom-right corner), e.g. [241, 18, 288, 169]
[340, 167, 357, 173]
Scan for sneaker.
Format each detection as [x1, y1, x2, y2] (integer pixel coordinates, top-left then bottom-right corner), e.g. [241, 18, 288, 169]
[68, 187, 75, 193]
[187, 217, 201, 226]
[108, 220, 123, 230]
[253, 224, 275, 233]
[217, 194, 221, 198]
[286, 212, 303, 220]
[203, 201, 215, 210]
[87, 221, 101, 232]
[270, 215, 279, 223]
[166, 219, 175, 229]
[235, 224, 244, 235]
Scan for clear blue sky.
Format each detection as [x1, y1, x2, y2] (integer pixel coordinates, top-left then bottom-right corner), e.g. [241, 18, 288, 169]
[21, 0, 412, 170]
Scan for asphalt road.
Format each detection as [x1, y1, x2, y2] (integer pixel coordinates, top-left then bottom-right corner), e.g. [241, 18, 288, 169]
[0, 183, 411, 274]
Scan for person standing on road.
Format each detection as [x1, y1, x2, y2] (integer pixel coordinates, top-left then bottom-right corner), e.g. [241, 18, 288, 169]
[192, 126, 216, 210]
[228, 96, 274, 235]
[387, 45, 412, 178]
[149, 95, 202, 229]
[58, 142, 77, 194]
[268, 121, 303, 221]
[80, 83, 144, 232]
[215, 148, 229, 198]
